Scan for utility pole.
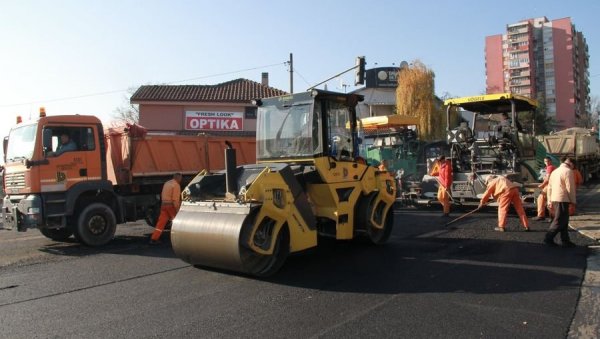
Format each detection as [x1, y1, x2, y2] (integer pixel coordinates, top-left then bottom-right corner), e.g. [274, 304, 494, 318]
[289, 53, 294, 94]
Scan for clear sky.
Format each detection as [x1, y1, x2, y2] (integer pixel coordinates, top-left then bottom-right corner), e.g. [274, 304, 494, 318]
[1, 0, 598, 163]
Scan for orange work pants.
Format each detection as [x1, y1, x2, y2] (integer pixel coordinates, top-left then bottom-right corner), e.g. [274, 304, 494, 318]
[536, 190, 548, 218]
[569, 203, 576, 216]
[151, 205, 177, 241]
[437, 185, 450, 214]
[497, 188, 529, 228]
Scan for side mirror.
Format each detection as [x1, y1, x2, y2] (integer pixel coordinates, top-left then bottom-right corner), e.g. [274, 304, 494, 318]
[42, 129, 53, 155]
[3, 136, 7, 163]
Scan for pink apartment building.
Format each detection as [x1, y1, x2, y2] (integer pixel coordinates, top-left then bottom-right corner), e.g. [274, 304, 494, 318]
[485, 17, 590, 129]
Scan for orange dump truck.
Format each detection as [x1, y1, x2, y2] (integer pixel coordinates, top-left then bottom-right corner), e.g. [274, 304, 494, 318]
[2, 113, 255, 246]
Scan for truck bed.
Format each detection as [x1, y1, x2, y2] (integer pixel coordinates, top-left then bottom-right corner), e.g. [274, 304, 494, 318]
[537, 133, 599, 158]
[106, 132, 255, 185]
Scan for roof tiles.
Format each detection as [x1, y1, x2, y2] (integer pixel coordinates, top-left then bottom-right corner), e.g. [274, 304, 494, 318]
[130, 78, 287, 103]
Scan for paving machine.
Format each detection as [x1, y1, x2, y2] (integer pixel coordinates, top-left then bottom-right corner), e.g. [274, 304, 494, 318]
[413, 93, 542, 208]
[171, 90, 397, 276]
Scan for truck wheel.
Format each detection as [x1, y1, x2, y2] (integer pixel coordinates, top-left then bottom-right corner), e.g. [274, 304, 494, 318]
[368, 207, 394, 244]
[40, 228, 73, 241]
[144, 206, 160, 227]
[74, 203, 117, 246]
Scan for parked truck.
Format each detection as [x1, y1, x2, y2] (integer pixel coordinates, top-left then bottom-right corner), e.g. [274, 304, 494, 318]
[537, 127, 600, 182]
[2, 111, 255, 246]
[358, 114, 421, 179]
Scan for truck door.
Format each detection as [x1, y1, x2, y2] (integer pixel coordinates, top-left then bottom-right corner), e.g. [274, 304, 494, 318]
[41, 125, 96, 192]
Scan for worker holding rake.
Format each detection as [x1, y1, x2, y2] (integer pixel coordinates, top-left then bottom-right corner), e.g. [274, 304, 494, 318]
[479, 175, 530, 232]
[430, 155, 453, 218]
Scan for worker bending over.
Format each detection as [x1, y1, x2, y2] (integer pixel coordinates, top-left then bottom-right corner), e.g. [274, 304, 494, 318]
[150, 173, 183, 244]
[479, 175, 530, 232]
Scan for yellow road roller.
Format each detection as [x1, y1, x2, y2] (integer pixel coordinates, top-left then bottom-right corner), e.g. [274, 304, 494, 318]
[171, 89, 396, 276]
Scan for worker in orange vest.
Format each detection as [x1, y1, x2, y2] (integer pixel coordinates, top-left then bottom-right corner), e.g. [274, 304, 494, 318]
[378, 159, 389, 172]
[569, 160, 583, 216]
[150, 173, 183, 244]
[430, 155, 453, 217]
[535, 157, 556, 220]
[479, 175, 530, 232]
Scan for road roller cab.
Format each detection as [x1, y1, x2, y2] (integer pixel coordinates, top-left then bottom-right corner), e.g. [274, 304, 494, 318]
[171, 90, 397, 276]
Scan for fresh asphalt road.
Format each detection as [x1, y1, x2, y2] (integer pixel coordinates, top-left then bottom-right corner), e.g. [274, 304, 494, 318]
[0, 203, 595, 338]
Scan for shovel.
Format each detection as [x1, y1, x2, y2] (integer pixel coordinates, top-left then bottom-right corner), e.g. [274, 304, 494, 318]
[444, 204, 487, 227]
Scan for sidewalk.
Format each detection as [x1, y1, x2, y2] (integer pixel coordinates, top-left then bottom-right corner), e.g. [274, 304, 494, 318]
[568, 183, 600, 337]
[569, 184, 600, 243]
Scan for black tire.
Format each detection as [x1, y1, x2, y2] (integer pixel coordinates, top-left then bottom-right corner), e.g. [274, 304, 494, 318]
[368, 206, 394, 245]
[144, 205, 160, 227]
[356, 194, 394, 244]
[74, 203, 117, 246]
[40, 227, 73, 241]
[355, 193, 377, 233]
[239, 213, 290, 277]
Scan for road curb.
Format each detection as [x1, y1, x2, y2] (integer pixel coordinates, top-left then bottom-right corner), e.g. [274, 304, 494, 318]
[567, 185, 600, 243]
[569, 246, 600, 338]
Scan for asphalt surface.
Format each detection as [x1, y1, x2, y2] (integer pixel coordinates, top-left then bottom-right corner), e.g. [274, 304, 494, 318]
[0, 202, 596, 338]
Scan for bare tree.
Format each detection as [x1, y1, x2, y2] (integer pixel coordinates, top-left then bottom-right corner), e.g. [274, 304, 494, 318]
[396, 61, 444, 141]
[112, 87, 139, 126]
[591, 95, 600, 128]
[576, 95, 600, 129]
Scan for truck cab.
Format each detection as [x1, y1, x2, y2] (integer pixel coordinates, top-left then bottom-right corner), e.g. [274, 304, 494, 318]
[2, 114, 114, 244]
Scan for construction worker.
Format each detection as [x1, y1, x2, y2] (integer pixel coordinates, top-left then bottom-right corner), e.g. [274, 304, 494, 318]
[544, 157, 576, 247]
[378, 159, 389, 172]
[569, 160, 583, 216]
[478, 175, 530, 232]
[430, 155, 452, 217]
[535, 156, 556, 220]
[150, 173, 183, 245]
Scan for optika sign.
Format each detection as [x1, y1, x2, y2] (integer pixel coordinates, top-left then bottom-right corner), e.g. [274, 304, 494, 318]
[185, 111, 243, 131]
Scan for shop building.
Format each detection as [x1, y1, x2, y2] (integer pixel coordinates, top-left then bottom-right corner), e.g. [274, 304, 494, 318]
[130, 76, 287, 136]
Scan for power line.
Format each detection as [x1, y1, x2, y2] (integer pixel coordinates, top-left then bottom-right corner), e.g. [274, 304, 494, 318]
[0, 62, 286, 108]
[291, 67, 312, 87]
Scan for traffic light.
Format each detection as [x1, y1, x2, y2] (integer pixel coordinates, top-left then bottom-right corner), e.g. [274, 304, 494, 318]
[355, 56, 365, 86]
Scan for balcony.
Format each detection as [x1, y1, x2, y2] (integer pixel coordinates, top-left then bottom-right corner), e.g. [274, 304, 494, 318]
[507, 26, 529, 35]
[510, 79, 531, 86]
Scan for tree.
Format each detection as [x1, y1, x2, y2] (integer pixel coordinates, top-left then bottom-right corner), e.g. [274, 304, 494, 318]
[513, 99, 555, 135]
[112, 87, 139, 126]
[395, 60, 451, 141]
[589, 95, 600, 129]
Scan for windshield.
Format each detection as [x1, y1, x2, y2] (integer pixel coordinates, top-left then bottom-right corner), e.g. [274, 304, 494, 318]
[6, 123, 37, 162]
[326, 101, 353, 159]
[257, 101, 319, 160]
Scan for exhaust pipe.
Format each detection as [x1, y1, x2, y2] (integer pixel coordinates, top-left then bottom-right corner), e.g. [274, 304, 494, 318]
[224, 141, 237, 200]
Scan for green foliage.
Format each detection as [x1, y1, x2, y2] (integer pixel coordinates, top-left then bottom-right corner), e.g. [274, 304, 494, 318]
[518, 109, 554, 135]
